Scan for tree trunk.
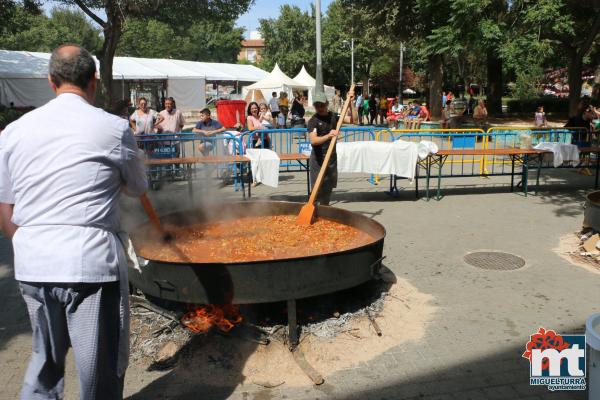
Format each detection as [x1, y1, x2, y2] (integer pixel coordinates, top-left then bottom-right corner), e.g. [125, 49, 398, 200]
[486, 48, 502, 115]
[96, 5, 123, 109]
[567, 55, 583, 117]
[428, 54, 443, 120]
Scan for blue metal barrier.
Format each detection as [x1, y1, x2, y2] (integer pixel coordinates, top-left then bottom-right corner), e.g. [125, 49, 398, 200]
[136, 132, 245, 191]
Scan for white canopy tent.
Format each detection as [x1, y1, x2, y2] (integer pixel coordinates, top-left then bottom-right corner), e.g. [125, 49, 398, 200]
[243, 63, 309, 102]
[0, 50, 55, 107]
[0, 50, 268, 110]
[124, 58, 206, 110]
[292, 65, 336, 105]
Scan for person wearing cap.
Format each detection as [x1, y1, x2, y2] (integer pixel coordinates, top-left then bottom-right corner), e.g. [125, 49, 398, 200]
[307, 92, 347, 205]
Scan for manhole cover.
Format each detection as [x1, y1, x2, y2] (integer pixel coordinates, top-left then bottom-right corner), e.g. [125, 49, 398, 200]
[464, 251, 525, 271]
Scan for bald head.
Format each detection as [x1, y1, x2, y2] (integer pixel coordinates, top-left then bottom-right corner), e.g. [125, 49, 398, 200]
[49, 44, 96, 90]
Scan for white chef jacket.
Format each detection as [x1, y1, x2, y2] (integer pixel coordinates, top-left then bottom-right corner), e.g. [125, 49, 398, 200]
[0, 93, 148, 283]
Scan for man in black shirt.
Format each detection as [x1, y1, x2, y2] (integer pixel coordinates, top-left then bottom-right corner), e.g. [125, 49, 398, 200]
[307, 92, 339, 205]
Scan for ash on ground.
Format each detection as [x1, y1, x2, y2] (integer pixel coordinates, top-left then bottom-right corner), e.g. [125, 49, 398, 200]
[126, 270, 436, 386]
[555, 228, 600, 274]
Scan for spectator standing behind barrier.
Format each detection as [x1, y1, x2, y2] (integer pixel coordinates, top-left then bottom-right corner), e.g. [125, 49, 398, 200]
[441, 100, 452, 128]
[0, 44, 148, 400]
[331, 89, 343, 115]
[378, 96, 389, 125]
[355, 91, 364, 125]
[368, 93, 377, 125]
[534, 106, 547, 128]
[362, 96, 370, 125]
[268, 92, 280, 127]
[246, 101, 271, 149]
[291, 92, 305, 119]
[278, 92, 289, 128]
[193, 108, 225, 156]
[156, 97, 184, 134]
[130, 97, 158, 135]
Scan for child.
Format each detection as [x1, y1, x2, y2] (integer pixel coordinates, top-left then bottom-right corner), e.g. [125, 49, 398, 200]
[535, 106, 547, 127]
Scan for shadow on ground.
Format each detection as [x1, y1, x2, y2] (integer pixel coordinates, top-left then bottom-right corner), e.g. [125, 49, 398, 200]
[127, 276, 394, 400]
[325, 331, 588, 400]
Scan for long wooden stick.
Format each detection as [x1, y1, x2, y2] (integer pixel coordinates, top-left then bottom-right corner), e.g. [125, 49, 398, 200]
[140, 193, 172, 241]
[306, 84, 355, 206]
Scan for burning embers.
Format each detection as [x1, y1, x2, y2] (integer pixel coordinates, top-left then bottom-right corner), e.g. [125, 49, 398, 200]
[181, 304, 243, 334]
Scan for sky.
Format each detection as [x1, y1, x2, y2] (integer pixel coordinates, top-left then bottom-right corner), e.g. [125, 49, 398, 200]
[237, 0, 333, 36]
[43, 0, 334, 38]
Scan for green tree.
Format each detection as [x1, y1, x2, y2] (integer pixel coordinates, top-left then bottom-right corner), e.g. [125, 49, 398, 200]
[511, 0, 600, 115]
[0, 4, 101, 53]
[258, 5, 315, 76]
[117, 19, 188, 58]
[62, 0, 253, 107]
[118, 19, 244, 63]
[184, 20, 245, 63]
[322, 0, 394, 92]
[349, 0, 454, 119]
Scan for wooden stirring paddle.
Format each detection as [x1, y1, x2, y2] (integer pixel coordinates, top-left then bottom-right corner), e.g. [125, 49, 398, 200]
[297, 84, 355, 225]
[140, 193, 173, 241]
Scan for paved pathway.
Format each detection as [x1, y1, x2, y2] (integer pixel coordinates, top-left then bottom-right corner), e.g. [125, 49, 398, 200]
[0, 169, 598, 399]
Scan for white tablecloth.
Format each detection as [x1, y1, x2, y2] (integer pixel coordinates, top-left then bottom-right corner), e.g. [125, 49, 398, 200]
[336, 140, 437, 181]
[534, 142, 580, 167]
[245, 148, 280, 187]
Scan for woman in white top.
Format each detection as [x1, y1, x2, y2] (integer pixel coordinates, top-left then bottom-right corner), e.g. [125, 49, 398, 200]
[129, 97, 158, 135]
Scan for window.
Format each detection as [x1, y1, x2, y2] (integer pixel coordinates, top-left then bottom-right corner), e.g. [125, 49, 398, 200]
[247, 49, 257, 63]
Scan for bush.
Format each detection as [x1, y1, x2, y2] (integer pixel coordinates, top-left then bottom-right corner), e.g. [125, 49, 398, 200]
[506, 97, 569, 114]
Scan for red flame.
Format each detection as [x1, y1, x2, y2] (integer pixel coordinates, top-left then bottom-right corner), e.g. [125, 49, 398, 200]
[181, 304, 242, 334]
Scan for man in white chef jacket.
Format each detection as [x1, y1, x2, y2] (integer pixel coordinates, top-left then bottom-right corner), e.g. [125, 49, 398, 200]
[0, 44, 147, 400]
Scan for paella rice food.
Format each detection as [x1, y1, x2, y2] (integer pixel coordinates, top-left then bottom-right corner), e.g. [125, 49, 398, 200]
[135, 215, 375, 263]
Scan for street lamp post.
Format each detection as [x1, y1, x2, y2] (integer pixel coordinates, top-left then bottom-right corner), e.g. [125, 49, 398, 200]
[398, 42, 404, 103]
[315, 0, 324, 93]
[351, 38, 354, 84]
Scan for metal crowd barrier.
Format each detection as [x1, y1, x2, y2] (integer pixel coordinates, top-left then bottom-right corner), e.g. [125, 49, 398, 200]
[484, 127, 592, 172]
[239, 127, 376, 172]
[136, 132, 245, 191]
[374, 129, 488, 181]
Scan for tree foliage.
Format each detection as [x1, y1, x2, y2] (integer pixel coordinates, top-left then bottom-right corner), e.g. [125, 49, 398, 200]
[0, 3, 101, 52]
[59, 0, 253, 106]
[258, 5, 315, 76]
[117, 17, 244, 62]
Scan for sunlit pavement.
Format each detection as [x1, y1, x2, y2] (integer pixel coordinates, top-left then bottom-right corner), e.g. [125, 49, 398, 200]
[1, 168, 598, 399]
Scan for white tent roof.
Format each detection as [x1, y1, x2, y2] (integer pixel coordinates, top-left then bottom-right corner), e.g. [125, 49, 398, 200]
[200, 62, 268, 82]
[113, 57, 166, 80]
[292, 65, 316, 87]
[169, 60, 234, 81]
[124, 58, 201, 79]
[246, 63, 308, 90]
[0, 50, 268, 82]
[0, 50, 50, 78]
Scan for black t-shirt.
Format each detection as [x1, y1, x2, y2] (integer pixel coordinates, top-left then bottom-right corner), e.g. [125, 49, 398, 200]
[291, 99, 305, 117]
[307, 112, 337, 164]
